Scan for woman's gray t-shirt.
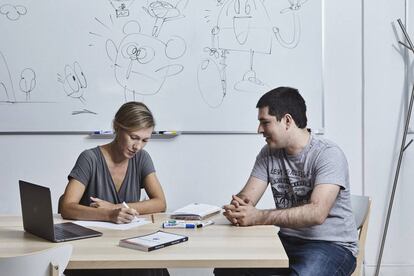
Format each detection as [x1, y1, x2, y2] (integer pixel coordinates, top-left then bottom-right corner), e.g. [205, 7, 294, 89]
[251, 135, 358, 256]
[68, 147, 155, 206]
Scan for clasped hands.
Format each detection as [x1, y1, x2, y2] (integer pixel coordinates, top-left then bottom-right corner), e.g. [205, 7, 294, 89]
[223, 195, 262, 226]
[90, 196, 138, 224]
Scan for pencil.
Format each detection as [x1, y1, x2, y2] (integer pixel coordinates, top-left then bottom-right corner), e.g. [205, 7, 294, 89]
[151, 214, 155, 223]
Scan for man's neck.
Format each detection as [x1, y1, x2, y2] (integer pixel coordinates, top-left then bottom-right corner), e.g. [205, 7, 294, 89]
[285, 128, 311, 156]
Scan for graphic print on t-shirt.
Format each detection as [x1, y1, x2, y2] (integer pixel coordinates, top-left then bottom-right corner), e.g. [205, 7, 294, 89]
[270, 168, 313, 209]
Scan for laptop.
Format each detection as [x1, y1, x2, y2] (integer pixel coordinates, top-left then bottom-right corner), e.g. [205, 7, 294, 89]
[19, 180, 102, 242]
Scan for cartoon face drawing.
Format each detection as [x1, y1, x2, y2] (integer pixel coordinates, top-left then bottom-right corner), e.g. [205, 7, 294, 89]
[106, 21, 185, 99]
[217, 0, 272, 53]
[57, 62, 87, 102]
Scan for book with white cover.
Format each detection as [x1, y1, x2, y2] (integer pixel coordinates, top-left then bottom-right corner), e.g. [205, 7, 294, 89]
[171, 203, 221, 220]
[119, 230, 188, 252]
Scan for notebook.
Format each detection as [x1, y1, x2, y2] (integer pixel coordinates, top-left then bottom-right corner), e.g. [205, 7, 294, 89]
[171, 203, 221, 220]
[19, 180, 102, 242]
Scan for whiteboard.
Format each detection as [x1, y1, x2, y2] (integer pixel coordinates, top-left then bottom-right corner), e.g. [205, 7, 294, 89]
[0, 0, 323, 132]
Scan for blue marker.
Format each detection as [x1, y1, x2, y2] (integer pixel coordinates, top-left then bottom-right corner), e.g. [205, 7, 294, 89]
[93, 130, 113, 135]
[162, 222, 196, 229]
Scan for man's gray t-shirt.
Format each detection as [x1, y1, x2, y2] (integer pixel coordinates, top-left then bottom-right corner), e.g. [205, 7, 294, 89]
[68, 147, 155, 206]
[251, 135, 358, 256]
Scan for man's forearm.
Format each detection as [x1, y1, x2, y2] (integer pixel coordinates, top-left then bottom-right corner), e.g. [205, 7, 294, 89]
[259, 202, 327, 228]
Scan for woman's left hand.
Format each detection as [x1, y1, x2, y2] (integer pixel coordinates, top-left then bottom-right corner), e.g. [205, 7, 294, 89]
[90, 196, 116, 209]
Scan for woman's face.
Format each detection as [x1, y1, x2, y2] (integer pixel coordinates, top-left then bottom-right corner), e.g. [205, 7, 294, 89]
[115, 127, 153, 159]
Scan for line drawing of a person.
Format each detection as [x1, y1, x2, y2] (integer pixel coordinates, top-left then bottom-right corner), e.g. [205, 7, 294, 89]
[19, 68, 36, 101]
[198, 0, 308, 108]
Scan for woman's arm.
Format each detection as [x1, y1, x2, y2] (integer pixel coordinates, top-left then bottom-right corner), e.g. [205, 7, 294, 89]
[60, 178, 136, 223]
[127, 172, 167, 214]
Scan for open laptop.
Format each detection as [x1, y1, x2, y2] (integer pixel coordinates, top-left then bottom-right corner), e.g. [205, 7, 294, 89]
[19, 180, 102, 242]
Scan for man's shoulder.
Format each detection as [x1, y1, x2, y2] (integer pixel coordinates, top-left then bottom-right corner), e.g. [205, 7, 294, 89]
[258, 144, 283, 157]
[309, 136, 347, 165]
[310, 135, 342, 152]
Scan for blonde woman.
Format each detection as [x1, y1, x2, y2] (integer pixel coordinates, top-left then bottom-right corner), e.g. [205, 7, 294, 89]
[61, 102, 168, 276]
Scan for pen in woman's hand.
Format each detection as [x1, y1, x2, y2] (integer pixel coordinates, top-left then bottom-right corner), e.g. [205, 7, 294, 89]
[122, 201, 138, 218]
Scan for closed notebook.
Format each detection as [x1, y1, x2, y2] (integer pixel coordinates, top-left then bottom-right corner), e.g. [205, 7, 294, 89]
[171, 203, 221, 220]
[119, 230, 188, 252]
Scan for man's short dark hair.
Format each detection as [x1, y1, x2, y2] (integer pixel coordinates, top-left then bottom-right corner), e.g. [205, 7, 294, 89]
[256, 87, 307, 128]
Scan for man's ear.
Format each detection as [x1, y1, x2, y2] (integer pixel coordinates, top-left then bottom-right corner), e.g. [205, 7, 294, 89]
[284, 114, 294, 129]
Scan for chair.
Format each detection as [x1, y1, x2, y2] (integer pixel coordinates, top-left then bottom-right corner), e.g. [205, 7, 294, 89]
[0, 244, 72, 276]
[351, 195, 371, 276]
[58, 194, 64, 214]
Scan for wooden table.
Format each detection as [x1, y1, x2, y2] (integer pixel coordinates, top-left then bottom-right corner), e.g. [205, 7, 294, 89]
[0, 213, 288, 269]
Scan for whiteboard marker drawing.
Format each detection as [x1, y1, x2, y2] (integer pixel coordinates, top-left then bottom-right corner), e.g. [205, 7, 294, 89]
[142, 0, 188, 37]
[57, 61, 88, 104]
[197, 0, 308, 108]
[0, 4, 27, 21]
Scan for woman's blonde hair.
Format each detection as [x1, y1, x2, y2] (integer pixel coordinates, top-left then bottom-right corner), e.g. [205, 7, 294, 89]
[113, 102, 155, 132]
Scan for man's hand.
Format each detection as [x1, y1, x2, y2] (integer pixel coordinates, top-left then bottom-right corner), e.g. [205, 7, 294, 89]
[223, 195, 262, 226]
[230, 194, 253, 207]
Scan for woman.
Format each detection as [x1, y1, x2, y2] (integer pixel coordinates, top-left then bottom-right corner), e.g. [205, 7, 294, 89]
[61, 102, 168, 276]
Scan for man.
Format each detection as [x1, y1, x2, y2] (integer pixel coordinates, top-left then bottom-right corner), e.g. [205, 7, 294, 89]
[215, 87, 358, 276]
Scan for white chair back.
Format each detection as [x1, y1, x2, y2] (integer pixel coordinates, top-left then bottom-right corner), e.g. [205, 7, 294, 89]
[0, 244, 72, 276]
[351, 195, 371, 276]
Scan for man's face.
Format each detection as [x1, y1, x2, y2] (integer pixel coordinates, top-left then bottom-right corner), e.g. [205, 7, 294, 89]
[257, 106, 287, 149]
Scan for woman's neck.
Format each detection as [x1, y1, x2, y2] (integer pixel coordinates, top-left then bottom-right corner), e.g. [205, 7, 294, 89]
[102, 142, 127, 166]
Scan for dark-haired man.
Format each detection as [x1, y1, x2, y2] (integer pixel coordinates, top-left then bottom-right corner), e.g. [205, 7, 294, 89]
[215, 87, 358, 276]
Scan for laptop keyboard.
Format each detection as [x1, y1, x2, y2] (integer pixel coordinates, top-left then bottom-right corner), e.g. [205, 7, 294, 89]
[54, 222, 101, 241]
[54, 223, 81, 239]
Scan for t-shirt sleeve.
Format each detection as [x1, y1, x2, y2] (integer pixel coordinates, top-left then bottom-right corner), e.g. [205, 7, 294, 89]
[139, 150, 156, 184]
[250, 146, 269, 182]
[68, 150, 94, 187]
[314, 146, 349, 189]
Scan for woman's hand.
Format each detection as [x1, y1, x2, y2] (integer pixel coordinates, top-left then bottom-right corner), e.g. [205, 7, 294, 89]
[89, 197, 117, 209]
[109, 207, 139, 224]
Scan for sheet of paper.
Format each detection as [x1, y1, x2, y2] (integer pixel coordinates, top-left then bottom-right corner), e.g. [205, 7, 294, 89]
[73, 217, 150, 230]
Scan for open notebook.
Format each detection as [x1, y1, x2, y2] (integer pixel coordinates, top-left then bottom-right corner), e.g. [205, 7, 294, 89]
[171, 203, 221, 220]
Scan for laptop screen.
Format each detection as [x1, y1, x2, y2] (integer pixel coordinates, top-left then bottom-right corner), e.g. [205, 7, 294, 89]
[19, 180, 56, 241]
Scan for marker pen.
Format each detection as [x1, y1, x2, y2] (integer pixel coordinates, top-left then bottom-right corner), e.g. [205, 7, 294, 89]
[162, 222, 196, 229]
[197, 220, 214, 228]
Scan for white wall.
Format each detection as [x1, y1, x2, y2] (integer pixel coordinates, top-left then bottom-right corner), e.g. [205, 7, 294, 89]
[364, 0, 414, 275]
[3, 0, 414, 275]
